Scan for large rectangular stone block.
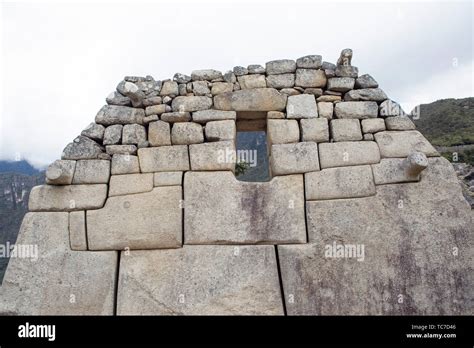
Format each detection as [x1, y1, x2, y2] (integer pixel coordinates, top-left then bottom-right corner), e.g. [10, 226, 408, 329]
[138, 145, 190, 172]
[334, 101, 378, 119]
[270, 142, 320, 175]
[95, 105, 144, 125]
[87, 187, 182, 250]
[374, 131, 439, 158]
[184, 172, 306, 244]
[109, 173, 154, 196]
[189, 141, 235, 171]
[372, 158, 422, 184]
[213, 88, 287, 111]
[319, 141, 380, 168]
[72, 160, 110, 184]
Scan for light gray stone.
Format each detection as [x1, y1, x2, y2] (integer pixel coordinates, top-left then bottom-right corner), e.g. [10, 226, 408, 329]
[223, 71, 237, 83]
[322, 61, 336, 70]
[69, 210, 87, 250]
[295, 69, 327, 88]
[142, 96, 162, 107]
[267, 111, 285, 119]
[266, 74, 295, 89]
[334, 101, 378, 119]
[327, 77, 355, 92]
[117, 245, 283, 315]
[106, 145, 137, 155]
[280, 88, 300, 96]
[361, 118, 385, 133]
[364, 133, 374, 141]
[138, 145, 190, 172]
[205, 120, 236, 141]
[211, 82, 233, 95]
[148, 120, 171, 146]
[319, 141, 380, 169]
[372, 156, 427, 185]
[72, 160, 110, 184]
[29, 184, 108, 211]
[62, 136, 103, 160]
[81, 123, 105, 142]
[267, 119, 300, 146]
[385, 116, 416, 130]
[160, 81, 179, 96]
[109, 173, 154, 196]
[154, 171, 183, 186]
[145, 104, 169, 116]
[122, 124, 147, 145]
[171, 96, 213, 112]
[270, 142, 320, 175]
[95, 105, 145, 125]
[305, 165, 375, 200]
[374, 131, 439, 158]
[111, 154, 140, 175]
[266, 59, 296, 75]
[46, 160, 76, 185]
[286, 94, 318, 119]
[344, 88, 387, 102]
[189, 141, 235, 171]
[355, 74, 378, 88]
[233, 66, 248, 76]
[335, 65, 359, 78]
[330, 119, 362, 141]
[173, 73, 191, 84]
[192, 109, 237, 123]
[192, 81, 211, 96]
[191, 69, 223, 81]
[213, 88, 287, 111]
[185, 171, 306, 244]
[103, 125, 123, 145]
[87, 187, 182, 250]
[247, 64, 265, 74]
[160, 111, 192, 123]
[317, 102, 334, 119]
[317, 95, 341, 102]
[237, 74, 266, 89]
[106, 91, 131, 106]
[296, 55, 322, 69]
[171, 122, 204, 145]
[300, 118, 329, 143]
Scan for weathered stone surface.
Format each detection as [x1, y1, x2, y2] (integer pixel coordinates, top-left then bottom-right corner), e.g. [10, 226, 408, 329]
[327, 77, 355, 92]
[344, 88, 387, 102]
[171, 96, 213, 112]
[374, 131, 438, 158]
[109, 173, 153, 196]
[237, 74, 266, 89]
[160, 81, 179, 96]
[334, 101, 378, 119]
[205, 120, 236, 141]
[305, 165, 375, 200]
[29, 184, 107, 211]
[117, 245, 283, 315]
[317, 95, 341, 102]
[148, 120, 171, 146]
[106, 144, 137, 155]
[280, 88, 300, 96]
[103, 125, 123, 145]
[87, 187, 182, 250]
[295, 69, 326, 88]
[267, 119, 300, 146]
[81, 123, 105, 141]
[192, 81, 210, 96]
[304, 88, 323, 97]
[335, 65, 359, 78]
[361, 118, 385, 133]
[189, 141, 235, 171]
[270, 142, 320, 175]
[330, 119, 362, 141]
[223, 71, 236, 83]
[95, 105, 145, 125]
[213, 88, 287, 111]
[364, 133, 374, 141]
[145, 104, 169, 116]
[106, 91, 131, 106]
[46, 160, 76, 185]
[122, 124, 147, 145]
[296, 55, 322, 69]
[266, 59, 296, 75]
[173, 73, 191, 84]
[160, 111, 192, 123]
[300, 118, 329, 143]
[372, 156, 427, 184]
[267, 111, 285, 119]
[379, 99, 406, 117]
[142, 96, 162, 107]
[111, 154, 140, 175]
[317, 102, 334, 119]
[247, 64, 265, 74]
[319, 141, 380, 168]
[171, 122, 204, 145]
[280, 158, 473, 315]
[286, 94, 318, 119]
[355, 74, 378, 88]
[154, 171, 183, 186]
[322, 61, 336, 70]
[266, 74, 295, 89]
[233, 66, 248, 76]
[185, 172, 306, 244]
[385, 116, 416, 130]
[138, 145, 190, 172]
[69, 210, 87, 250]
[191, 69, 223, 81]
[62, 136, 103, 160]
[72, 160, 110, 184]
[211, 82, 233, 95]
[192, 109, 236, 123]
[0, 212, 117, 314]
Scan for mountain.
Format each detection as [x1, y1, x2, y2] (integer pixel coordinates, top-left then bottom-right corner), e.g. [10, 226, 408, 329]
[0, 160, 42, 175]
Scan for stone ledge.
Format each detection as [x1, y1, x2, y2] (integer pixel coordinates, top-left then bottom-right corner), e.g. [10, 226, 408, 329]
[319, 141, 380, 169]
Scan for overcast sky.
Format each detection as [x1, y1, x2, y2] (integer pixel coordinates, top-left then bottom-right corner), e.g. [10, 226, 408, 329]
[0, 0, 472, 168]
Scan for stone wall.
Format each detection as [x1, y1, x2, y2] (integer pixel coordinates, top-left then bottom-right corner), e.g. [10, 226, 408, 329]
[0, 49, 472, 315]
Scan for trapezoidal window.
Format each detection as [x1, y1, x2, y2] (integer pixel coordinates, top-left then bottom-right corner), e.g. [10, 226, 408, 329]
[235, 112, 271, 182]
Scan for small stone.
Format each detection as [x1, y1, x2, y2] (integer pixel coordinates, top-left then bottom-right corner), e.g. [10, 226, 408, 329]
[318, 141, 380, 169]
[148, 120, 171, 146]
[171, 122, 204, 145]
[295, 69, 327, 88]
[237, 75, 267, 89]
[266, 59, 296, 75]
[95, 105, 145, 126]
[69, 211, 87, 251]
[122, 124, 147, 145]
[138, 145, 190, 172]
[81, 123, 105, 142]
[205, 120, 236, 141]
[334, 101, 378, 119]
[223, 71, 237, 83]
[154, 171, 183, 186]
[304, 88, 323, 97]
[322, 61, 336, 70]
[317, 95, 341, 102]
[179, 83, 187, 96]
[46, 160, 76, 185]
[286, 94, 318, 119]
[361, 118, 386, 133]
[379, 99, 407, 117]
[233, 66, 248, 76]
[105, 145, 137, 155]
[72, 160, 110, 184]
[267, 119, 300, 146]
[300, 118, 329, 143]
[317, 102, 334, 119]
[142, 96, 162, 107]
[103, 125, 123, 145]
[192, 81, 211, 96]
[62, 136, 103, 160]
[160, 112, 192, 123]
[385, 116, 416, 130]
[143, 115, 159, 124]
[247, 64, 265, 74]
[159, 81, 179, 96]
[335, 65, 359, 78]
[325, 69, 335, 78]
[330, 119, 362, 141]
[111, 154, 140, 175]
[344, 88, 387, 102]
[296, 55, 322, 69]
[270, 142, 320, 175]
[324, 90, 342, 96]
[279, 88, 300, 96]
[109, 173, 154, 197]
[120, 81, 146, 107]
[327, 77, 355, 92]
[173, 73, 191, 84]
[211, 82, 233, 95]
[266, 74, 295, 89]
[364, 133, 374, 141]
[106, 91, 131, 106]
[267, 111, 285, 119]
[171, 96, 213, 112]
[191, 69, 223, 81]
[189, 141, 235, 171]
[337, 48, 353, 66]
[145, 104, 169, 116]
[355, 74, 378, 88]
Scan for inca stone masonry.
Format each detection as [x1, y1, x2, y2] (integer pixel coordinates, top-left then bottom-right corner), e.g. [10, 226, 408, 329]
[1, 49, 472, 315]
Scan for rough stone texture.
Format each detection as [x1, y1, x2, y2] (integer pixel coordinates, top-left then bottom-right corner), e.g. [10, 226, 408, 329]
[62, 136, 103, 160]
[106, 91, 131, 106]
[237, 75, 266, 89]
[72, 160, 110, 184]
[361, 118, 385, 133]
[29, 184, 107, 212]
[189, 141, 235, 171]
[372, 158, 424, 184]
[106, 145, 137, 155]
[317, 95, 341, 102]
[335, 65, 359, 78]
[267, 111, 285, 119]
[318, 141, 380, 169]
[281, 158, 473, 315]
[46, 160, 76, 185]
[138, 145, 190, 172]
[87, 187, 182, 250]
[317, 102, 334, 119]
[385, 116, 416, 130]
[145, 104, 169, 116]
[109, 173, 154, 196]
[95, 105, 145, 125]
[364, 133, 374, 141]
[296, 55, 322, 69]
[266, 59, 296, 75]
[270, 142, 320, 175]
[355, 74, 379, 88]
[330, 119, 362, 141]
[344, 88, 387, 102]
[0, 212, 117, 315]
[171, 122, 204, 145]
[248, 64, 265, 74]
[205, 120, 236, 141]
[69, 210, 87, 251]
[192, 81, 210, 96]
[379, 99, 406, 117]
[286, 94, 318, 119]
[103, 125, 123, 145]
[122, 124, 147, 145]
[334, 101, 378, 119]
[305, 165, 375, 200]
[211, 82, 233, 95]
[160, 111, 192, 123]
[117, 245, 283, 315]
[266, 74, 295, 89]
[154, 171, 183, 186]
[81, 123, 105, 141]
[374, 131, 439, 158]
[173, 73, 191, 84]
[191, 69, 222, 81]
[111, 154, 140, 175]
[213, 88, 287, 111]
[185, 172, 306, 244]
[295, 69, 327, 88]
[171, 96, 213, 112]
[160, 81, 179, 96]
[192, 109, 237, 123]
[300, 118, 329, 143]
[267, 119, 300, 146]
[148, 120, 171, 146]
